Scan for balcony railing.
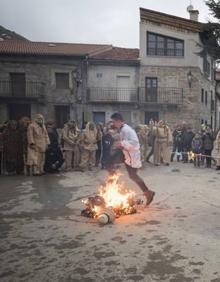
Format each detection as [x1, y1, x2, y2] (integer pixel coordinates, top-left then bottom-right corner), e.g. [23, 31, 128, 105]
[0, 80, 45, 98]
[87, 87, 138, 103]
[139, 87, 183, 105]
[87, 87, 183, 105]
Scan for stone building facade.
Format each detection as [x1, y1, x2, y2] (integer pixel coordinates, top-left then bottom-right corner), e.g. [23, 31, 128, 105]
[0, 41, 111, 127]
[0, 7, 217, 130]
[85, 47, 140, 126]
[139, 7, 216, 129]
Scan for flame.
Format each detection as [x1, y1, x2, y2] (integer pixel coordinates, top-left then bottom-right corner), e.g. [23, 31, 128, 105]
[188, 151, 195, 161]
[81, 172, 137, 218]
[98, 172, 136, 211]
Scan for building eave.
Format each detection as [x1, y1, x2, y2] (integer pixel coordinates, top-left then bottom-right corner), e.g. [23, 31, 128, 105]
[140, 7, 203, 33]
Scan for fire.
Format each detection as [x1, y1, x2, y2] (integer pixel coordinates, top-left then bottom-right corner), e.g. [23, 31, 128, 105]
[99, 173, 136, 212]
[81, 172, 138, 221]
[188, 151, 195, 161]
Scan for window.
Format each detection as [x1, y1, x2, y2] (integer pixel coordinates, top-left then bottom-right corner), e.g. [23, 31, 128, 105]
[93, 112, 105, 124]
[211, 91, 214, 112]
[96, 73, 102, 78]
[205, 90, 208, 105]
[10, 73, 26, 97]
[201, 89, 204, 103]
[203, 56, 210, 76]
[203, 56, 211, 76]
[147, 32, 184, 57]
[55, 73, 69, 89]
[145, 77, 158, 102]
[55, 105, 70, 128]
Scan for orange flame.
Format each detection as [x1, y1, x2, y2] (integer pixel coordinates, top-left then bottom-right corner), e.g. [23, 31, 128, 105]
[98, 172, 136, 211]
[188, 151, 195, 161]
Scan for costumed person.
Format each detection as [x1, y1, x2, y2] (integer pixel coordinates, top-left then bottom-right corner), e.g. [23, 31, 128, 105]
[62, 120, 80, 171]
[153, 120, 172, 166]
[79, 122, 98, 171]
[44, 122, 64, 173]
[106, 113, 155, 206]
[136, 124, 148, 167]
[215, 130, 220, 170]
[2, 120, 23, 175]
[27, 114, 50, 176]
[146, 119, 157, 163]
[18, 117, 31, 175]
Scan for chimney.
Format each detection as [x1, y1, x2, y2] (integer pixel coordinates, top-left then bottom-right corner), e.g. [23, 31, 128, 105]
[187, 5, 199, 21]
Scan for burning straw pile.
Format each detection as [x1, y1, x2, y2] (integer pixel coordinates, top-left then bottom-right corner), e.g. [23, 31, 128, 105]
[81, 173, 142, 224]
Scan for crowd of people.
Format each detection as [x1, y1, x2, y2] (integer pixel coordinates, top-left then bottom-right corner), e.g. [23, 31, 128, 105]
[0, 113, 220, 176]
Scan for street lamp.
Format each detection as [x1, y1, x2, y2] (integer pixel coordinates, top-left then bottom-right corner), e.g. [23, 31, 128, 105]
[187, 71, 192, 88]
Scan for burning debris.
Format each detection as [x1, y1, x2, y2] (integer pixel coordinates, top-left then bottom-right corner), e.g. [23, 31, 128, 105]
[81, 173, 143, 224]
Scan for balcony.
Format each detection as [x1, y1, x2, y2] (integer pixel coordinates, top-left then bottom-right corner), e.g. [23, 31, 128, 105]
[139, 87, 183, 105]
[0, 80, 45, 100]
[87, 87, 183, 105]
[87, 87, 138, 103]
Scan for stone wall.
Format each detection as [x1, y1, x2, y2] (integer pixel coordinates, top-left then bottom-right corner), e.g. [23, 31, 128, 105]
[0, 59, 84, 124]
[140, 65, 215, 130]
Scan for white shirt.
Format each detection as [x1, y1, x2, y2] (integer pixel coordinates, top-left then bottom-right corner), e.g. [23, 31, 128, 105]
[120, 124, 142, 168]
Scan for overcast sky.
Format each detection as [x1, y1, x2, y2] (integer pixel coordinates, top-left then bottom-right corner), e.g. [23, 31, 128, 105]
[0, 0, 214, 48]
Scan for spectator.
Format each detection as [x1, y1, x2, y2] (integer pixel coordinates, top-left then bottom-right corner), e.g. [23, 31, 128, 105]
[44, 122, 64, 173]
[202, 126, 215, 168]
[171, 125, 183, 162]
[95, 123, 103, 167]
[182, 126, 195, 163]
[101, 123, 114, 169]
[192, 133, 203, 167]
[3, 120, 23, 175]
[215, 130, 220, 170]
[153, 120, 172, 166]
[27, 114, 50, 176]
[62, 120, 80, 171]
[79, 122, 98, 171]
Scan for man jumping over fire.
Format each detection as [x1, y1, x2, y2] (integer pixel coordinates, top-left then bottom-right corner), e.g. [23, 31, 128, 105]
[107, 113, 155, 206]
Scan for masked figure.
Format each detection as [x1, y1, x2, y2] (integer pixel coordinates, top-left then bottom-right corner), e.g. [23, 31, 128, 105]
[18, 117, 31, 175]
[153, 120, 172, 166]
[79, 122, 98, 171]
[136, 125, 148, 167]
[27, 114, 50, 175]
[62, 120, 80, 171]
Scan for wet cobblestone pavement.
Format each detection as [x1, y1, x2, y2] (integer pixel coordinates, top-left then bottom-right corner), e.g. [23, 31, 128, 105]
[1, 163, 220, 282]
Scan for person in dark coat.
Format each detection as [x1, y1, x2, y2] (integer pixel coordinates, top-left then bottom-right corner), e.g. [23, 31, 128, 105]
[3, 120, 23, 175]
[101, 124, 114, 169]
[95, 123, 103, 167]
[191, 133, 203, 167]
[171, 125, 183, 162]
[182, 127, 195, 163]
[202, 126, 215, 168]
[44, 122, 64, 173]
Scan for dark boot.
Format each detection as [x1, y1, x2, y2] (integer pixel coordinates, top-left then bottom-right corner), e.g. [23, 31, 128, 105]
[143, 190, 155, 206]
